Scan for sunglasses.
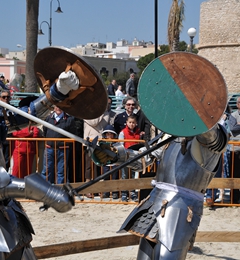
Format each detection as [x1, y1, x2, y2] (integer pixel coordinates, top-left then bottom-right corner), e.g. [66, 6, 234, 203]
[126, 103, 135, 106]
[1, 96, 10, 99]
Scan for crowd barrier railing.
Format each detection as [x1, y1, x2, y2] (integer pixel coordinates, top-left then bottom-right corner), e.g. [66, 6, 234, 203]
[6, 137, 240, 206]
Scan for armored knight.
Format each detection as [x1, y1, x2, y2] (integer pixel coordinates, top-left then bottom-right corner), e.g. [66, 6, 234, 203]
[91, 52, 230, 259]
[0, 46, 108, 259]
[120, 124, 228, 259]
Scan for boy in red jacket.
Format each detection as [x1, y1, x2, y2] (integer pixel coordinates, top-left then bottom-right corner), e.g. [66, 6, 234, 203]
[119, 115, 144, 202]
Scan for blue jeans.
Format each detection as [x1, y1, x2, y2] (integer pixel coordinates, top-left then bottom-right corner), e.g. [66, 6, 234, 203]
[223, 145, 231, 178]
[41, 148, 69, 184]
[103, 165, 119, 197]
[206, 157, 222, 200]
[121, 167, 136, 198]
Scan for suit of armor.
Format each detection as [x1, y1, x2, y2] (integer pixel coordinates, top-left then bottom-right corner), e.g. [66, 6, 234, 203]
[0, 167, 74, 260]
[0, 70, 79, 259]
[115, 124, 228, 260]
[0, 109, 74, 260]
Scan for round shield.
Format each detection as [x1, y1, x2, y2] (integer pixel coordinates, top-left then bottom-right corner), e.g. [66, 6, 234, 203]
[34, 47, 108, 119]
[138, 52, 227, 137]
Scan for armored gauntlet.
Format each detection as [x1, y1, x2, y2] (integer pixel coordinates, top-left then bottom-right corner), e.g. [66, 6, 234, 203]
[92, 142, 118, 166]
[1, 170, 74, 213]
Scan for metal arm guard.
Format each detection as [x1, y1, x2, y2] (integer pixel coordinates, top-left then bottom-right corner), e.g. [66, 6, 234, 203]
[0, 170, 74, 213]
[196, 124, 228, 153]
[122, 147, 153, 172]
[29, 94, 53, 120]
[92, 142, 153, 172]
[2, 95, 52, 134]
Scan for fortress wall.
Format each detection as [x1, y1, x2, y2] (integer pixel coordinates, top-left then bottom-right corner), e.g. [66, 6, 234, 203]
[198, 0, 240, 93]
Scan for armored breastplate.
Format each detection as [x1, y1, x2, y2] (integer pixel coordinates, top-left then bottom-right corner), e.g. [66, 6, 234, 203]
[157, 140, 221, 193]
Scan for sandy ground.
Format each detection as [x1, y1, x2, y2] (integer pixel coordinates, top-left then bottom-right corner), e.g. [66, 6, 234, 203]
[22, 201, 240, 260]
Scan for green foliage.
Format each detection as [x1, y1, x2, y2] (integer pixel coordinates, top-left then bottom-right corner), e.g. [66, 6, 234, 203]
[136, 41, 197, 76]
[137, 44, 170, 75]
[137, 53, 155, 74]
[179, 40, 198, 53]
[192, 45, 198, 54]
[159, 44, 170, 55]
[179, 41, 188, 51]
[186, 43, 199, 54]
[101, 73, 108, 83]
[106, 72, 136, 92]
[21, 74, 25, 89]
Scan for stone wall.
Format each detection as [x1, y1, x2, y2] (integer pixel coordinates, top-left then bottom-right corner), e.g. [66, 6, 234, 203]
[198, 0, 240, 93]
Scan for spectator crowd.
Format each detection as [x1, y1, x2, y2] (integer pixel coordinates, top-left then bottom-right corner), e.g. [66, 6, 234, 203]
[1, 74, 240, 205]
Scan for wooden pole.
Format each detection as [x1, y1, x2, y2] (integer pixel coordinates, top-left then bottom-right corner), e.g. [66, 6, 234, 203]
[33, 232, 240, 259]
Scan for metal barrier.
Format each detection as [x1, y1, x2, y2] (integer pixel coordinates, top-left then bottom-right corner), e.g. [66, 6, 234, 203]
[7, 137, 148, 204]
[206, 140, 240, 207]
[6, 136, 240, 206]
[108, 95, 125, 113]
[9, 92, 41, 107]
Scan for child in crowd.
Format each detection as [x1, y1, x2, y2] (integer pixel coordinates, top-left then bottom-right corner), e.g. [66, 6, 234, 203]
[101, 125, 119, 199]
[119, 115, 145, 202]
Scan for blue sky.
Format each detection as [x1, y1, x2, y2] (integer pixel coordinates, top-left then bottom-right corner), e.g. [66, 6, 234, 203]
[2, 0, 205, 51]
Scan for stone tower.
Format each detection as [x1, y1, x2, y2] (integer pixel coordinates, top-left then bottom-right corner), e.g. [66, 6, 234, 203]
[198, 0, 240, 93]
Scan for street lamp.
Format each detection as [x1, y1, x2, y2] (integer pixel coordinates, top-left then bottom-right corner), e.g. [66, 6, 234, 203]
[154, 0, 158, 59]
[17, 44, 25, 49]
[187, 27, 197, 53]
[17, 44, 26, 60]
[38, 0, 63, 46]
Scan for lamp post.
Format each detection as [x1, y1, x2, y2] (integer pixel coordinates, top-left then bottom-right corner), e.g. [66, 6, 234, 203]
[38, 0, 63, 46]
[187, 27, 197, 53]
[16, 44, 26, 61]
[154, 0, 158, 59]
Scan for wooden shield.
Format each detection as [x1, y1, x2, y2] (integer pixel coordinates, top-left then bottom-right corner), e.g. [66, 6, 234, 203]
[34, 47, 107, 119]
[138, 52, 227, 137]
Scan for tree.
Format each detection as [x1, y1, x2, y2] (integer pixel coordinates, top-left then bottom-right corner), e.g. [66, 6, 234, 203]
[137, 45, 170, 75]
[179, 41, 187, 51]
[167, 0, 185, 52]
[25, 0, 39, 93]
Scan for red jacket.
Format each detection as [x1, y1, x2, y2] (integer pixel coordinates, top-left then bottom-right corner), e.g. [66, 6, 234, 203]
[12, 126, 40, 154]
[122, 126, 141, 148]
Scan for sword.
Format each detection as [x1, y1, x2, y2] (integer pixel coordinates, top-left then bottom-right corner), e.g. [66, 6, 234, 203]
[0, 100, 97, 153]
[72, 135, 176, 194]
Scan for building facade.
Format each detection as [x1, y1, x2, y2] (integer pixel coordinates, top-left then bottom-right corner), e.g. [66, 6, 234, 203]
[0, 57, 26, 82]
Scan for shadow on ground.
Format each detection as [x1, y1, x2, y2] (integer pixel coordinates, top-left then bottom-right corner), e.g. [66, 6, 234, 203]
[189, 246, 238, 260]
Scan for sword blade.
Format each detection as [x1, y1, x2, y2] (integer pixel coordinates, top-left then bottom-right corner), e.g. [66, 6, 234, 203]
[0, 100, 90, 146]
[73, 135, 176, 194]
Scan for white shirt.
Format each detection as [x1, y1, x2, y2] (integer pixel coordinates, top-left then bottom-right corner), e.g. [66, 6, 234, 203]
[115, 89, 125, 97]
[54, 112, 64, 122]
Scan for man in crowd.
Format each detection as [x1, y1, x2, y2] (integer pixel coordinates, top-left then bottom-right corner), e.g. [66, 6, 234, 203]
[126, 73, 135, 97]
[0, 90, 12, 171]
[229, 97, 240, 203]
[107, 79, 118, 96]
[41, 106, 76, 184]
[0, 75, 8, 90]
